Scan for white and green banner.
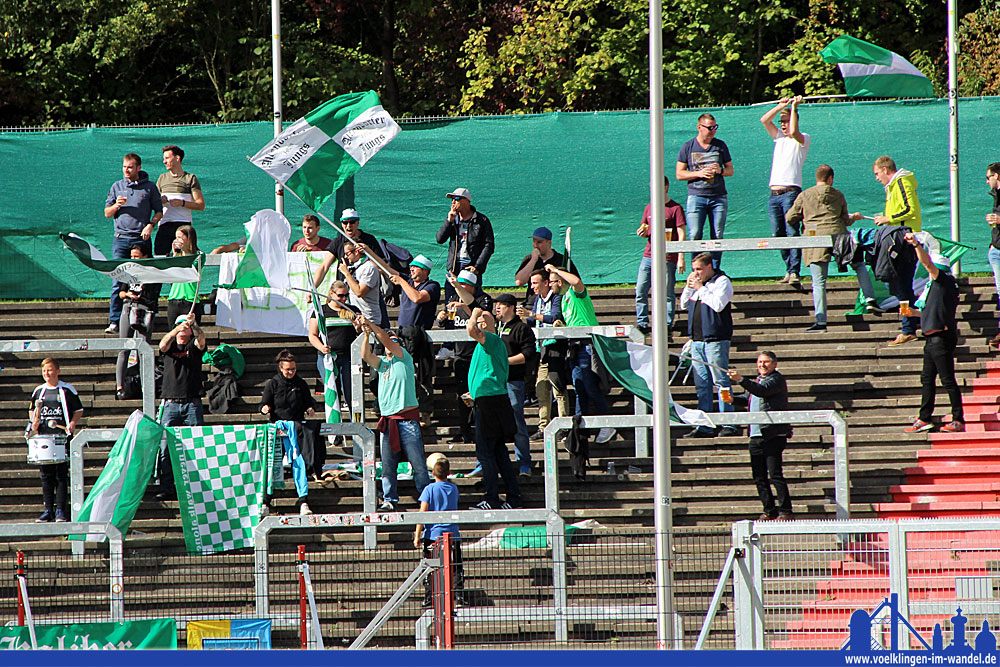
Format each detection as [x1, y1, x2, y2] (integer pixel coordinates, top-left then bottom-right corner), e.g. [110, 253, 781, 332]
[71, 410, 165, 542]
[590, 334, 716, 428]
[820, 35, 934, 98]
[249, 90, 401, 211]
[60, 232, 202, 284]
[0, 618, 177, 650]
[168, 424, 277, 554]
[217, 209, 291, 291]
[311, 292, 342, 428]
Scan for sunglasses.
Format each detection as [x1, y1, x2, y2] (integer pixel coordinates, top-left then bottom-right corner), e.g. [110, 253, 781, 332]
[700, 124, 719, 131]
[342, 220, 359, 225]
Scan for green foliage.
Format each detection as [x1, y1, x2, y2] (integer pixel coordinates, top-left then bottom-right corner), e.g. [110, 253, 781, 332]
[957, 4, 1000, 97]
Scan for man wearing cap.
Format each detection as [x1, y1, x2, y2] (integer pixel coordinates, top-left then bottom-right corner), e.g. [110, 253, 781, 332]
[291, 214, 335, 253]
[393, 255, 441, 330]
[156, 313, 206, 500]
[902, 233, 964, 434]
[760, 96, 809, 285]
[330, 208, 383, 263]
[494, 293, 537, 477]
[339, 241, 385, 327]
[514, 227, 565, 303]
[436, 270, 491, 445]
[437, 188, 495, 303]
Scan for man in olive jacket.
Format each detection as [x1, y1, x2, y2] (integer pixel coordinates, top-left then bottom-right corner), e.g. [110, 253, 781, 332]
[728, 351, 793, 521]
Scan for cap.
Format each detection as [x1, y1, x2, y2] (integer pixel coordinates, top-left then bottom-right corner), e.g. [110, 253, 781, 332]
[446, 187, 471, 201]
[411, 254, 433, 272]
[174, 314, 191, 326]
[340, 208, 360, 221]
[929, 253, 951, 270]
[531, 226, 553, 241]
[456, 270, 478, 286]
[493, 292, 518, 306]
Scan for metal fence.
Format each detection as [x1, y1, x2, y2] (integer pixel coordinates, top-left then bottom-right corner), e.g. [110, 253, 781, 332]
[728, 518, 1000, 651]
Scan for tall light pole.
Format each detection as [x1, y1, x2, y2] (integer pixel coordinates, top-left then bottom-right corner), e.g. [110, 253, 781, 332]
[271, 0, 285, 214]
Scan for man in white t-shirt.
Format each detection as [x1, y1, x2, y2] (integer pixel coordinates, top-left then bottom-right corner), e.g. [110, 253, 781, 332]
[760, 96, 810, 285]
[339, 241, 384, 326]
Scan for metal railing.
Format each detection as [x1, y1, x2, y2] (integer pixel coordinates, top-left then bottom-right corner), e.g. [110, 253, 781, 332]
[665, 235, 835, 254]
[350, 325, 650, 456]
[0, 338, 156, 415]
[727, 517, 1000, 650]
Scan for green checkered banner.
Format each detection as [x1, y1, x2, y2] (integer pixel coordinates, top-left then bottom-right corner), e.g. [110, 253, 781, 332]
[167, 424, 279, 554]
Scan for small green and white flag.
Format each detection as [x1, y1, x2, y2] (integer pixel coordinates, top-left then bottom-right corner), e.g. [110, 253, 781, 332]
[820, 35, 934, 99]
[590, 334, 715, 428]
[61, 233, 202, 284]
[218, 209, 291, 291]
[71, 410, 165, 542]
[168, 424, 278, 554]
[311, 291, 343, 429]
[249, 90, 401, 212]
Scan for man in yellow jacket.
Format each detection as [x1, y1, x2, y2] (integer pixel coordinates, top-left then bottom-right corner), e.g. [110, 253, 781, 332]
[851, 155, 922, 346]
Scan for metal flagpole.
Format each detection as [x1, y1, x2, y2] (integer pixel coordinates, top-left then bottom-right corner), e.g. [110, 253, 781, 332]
[648, 0, 676, 649]
[947, 0, 960, 274]
[749, 94, 850, 107]
[271, 0, 284, 215]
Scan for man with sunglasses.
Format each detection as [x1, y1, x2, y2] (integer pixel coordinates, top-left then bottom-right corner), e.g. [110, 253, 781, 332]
[676, 114, 734, 270]
[329, 208, 384, 264]
[760, 96, 810, 286]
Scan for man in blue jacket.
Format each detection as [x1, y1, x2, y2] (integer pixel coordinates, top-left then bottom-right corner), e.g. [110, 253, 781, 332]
[728, 351, 793, 521]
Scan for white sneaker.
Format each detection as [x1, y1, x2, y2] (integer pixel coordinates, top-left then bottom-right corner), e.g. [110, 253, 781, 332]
[259, 504, 271, 518]
[435, 347, 455, 361]
[299, 502, 313, 516]
[595, 427, 616, 444]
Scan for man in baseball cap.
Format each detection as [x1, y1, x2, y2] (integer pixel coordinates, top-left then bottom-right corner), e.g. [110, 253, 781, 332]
[393, 254, 441, 331]
[514, 225, 565, 303]
[437, 186, 495, 314]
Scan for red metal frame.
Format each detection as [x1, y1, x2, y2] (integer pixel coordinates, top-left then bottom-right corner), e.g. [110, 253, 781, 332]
[16, 551, 25, 626]
[297, 544, 307, 649]
[441, 533, 454, 649]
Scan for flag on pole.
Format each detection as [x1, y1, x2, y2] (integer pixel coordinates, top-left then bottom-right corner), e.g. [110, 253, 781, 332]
[71, 410, 165, 542]
[249, 90, 401, 212]
[168, 424, 278, 554]
[311, 292, 343, 428]
[60, 233, 202, 284]
[218, 209, 292, 290]
[820, 36, 934, 98]
[590, 334, 715, 428]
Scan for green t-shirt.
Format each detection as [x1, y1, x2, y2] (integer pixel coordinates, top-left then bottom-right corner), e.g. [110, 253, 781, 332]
[167, 281, 197, 301]
[468, 331, 509, 399]
[562, 286, 599, 327]
[376, 348, 418, 416]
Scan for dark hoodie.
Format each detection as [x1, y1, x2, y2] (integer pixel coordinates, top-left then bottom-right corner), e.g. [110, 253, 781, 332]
[259, 372, 315, 422]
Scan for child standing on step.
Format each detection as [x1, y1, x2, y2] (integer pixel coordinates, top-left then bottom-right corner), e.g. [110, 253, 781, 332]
[27, 358, 83, 522]
[414, 454, 466, 608]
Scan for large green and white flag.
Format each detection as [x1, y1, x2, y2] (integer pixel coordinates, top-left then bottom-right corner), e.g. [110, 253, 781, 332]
[218, 209, 291, 290]
[820, 36, 934, 98]
[168, 424, 278, 554]
[71, 410, 165, 542]
[311, 291, 342, 428]
[590, 334, 715, 428]
[60, 233, 202, 284]
[249, 90, 401, 211]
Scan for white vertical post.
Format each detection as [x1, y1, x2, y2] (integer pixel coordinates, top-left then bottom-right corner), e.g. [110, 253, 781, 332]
[947, 0, 960, 272]
[649, 0, 676, 650]
[271, 0, 284, 214]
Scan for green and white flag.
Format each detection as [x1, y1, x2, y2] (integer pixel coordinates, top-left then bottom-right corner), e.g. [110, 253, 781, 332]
[311, 291, 343, 429]
[71, 410, 165, 542]
[820, 35, 934, 98]
[60, 233, 202, 284]
[249, 90, 401, 211]
[218, 209, 291, 290]
[168, 424, 278, 554]
[591, 334, 715, 428]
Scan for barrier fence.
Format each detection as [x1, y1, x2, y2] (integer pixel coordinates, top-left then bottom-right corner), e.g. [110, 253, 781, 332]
[725, 517, 1000, 651]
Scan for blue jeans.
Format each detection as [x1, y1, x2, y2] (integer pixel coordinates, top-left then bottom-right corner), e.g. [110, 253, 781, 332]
[379, 419, 430, 504]
[109, 234, 139, 325]
[635, 255, 678, 328]
[889, 273, 918, 336]
[571, 345, 609, 416]
[158, 399, 204, 494]
[810, 260, 876, 325]
[767, 190, 801, 275]
[989, 247, 1000, 324]
[686, 195, 728, 269]
[690, 340, 733, 419]
[507, 380, 530, 469]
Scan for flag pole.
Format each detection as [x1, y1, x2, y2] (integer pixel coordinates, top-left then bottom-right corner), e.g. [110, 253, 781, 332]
[947, 0, 961, 274]
[187, 253, 206, 316]
[749, 94, 849, 107]
[669, 350, 729, 374]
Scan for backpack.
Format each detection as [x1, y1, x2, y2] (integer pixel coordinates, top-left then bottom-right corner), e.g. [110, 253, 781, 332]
[377, 238, 413, 308]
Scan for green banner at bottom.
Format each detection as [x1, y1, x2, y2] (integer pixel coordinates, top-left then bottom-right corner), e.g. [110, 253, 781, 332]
[0, 618, 177, 650]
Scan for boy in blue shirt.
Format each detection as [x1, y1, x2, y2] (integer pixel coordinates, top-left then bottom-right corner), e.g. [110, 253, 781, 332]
[414, 454, 466, 607]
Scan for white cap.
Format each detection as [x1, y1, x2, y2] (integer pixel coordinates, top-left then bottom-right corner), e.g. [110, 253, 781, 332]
[340, 208, 360, 221]
[411, 254, 433, 272]
[446, 187, 471, 202]
[456, 269, 478, 286]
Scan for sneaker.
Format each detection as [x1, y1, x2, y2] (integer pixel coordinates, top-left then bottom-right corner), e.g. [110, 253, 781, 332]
[787, 272, 800, 286]
[529, 430, 544, 442]
[499, 502, 513, 510]
[35, 510, 54, 523]
[692, 428, 717, 438]
[757, 513, 776, 521]
[775, 512, 795, 521]
[638, 325, 651, 336]
[259, 504, 271, 518]
[719, 426, 741, 437]
[55, 508, 69, 522]
[990, 333, 1000, 349]
[904, 419, 934, 433]
[939, 421, 965, 433]
[804, 323, 827, 333]
[888, 333, 917, 347]
[519, 466, 532, 478]
[104, 322, 119, 334]
[778, 273, 790, 284]
[378, 500, 397, 511]
[467, 464, 483, 477]
[434, 347, 455, 361]
[595, 427, 616, 444]
[525, 396, 539, 408]
[866, 299, 884, 314]
[473, 500, 494, 510]
[299, 502, 313, 516]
